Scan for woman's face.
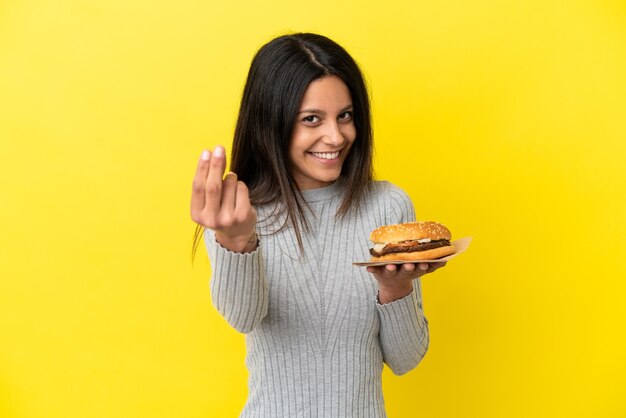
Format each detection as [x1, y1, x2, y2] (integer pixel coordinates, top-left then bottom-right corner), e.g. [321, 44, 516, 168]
[289, 75, 356, 190]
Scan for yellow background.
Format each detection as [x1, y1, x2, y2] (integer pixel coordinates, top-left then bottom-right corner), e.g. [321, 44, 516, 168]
[1, 0, 625, 417]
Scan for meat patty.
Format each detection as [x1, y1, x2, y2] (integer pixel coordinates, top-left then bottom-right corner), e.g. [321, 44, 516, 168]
[369, 239, 451, 257]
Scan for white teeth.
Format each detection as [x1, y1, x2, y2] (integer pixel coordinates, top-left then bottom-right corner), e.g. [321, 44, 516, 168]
[311, 151, 340, 160]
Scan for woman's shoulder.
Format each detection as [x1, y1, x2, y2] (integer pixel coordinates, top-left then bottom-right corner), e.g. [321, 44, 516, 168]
[361, 180, 415, 224]
[365, 180, 412, 203]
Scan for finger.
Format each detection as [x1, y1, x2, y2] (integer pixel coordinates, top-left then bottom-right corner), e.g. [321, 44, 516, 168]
[402, 263, 416, 273]
[385, 264, 398, 274]
[234, 180, 254, 221]
[204, 145, 227, 215]
[430, 261, 447, 272]
[191, 150, 211, 221]
[220, 172, 238, 214]
[418, 263, 429, 271]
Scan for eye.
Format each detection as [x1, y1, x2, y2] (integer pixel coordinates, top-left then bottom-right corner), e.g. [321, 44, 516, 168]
[338, 111, 353, 121]
[302, 115, 320, 123]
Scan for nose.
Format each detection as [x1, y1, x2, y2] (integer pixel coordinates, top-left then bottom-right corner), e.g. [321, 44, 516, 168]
[322, 121, 345, 147]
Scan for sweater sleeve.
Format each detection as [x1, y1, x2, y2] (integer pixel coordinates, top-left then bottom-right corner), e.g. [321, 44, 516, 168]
[377, 279, 429, 375]
[204, 228, 268, 334]
[376, 183, 430, 375]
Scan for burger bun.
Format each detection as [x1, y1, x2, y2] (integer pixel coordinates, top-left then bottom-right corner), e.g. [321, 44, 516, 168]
[370, 221, 452, 243]
[369, 245, 456, 262]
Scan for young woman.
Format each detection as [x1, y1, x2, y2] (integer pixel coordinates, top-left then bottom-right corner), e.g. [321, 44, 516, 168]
[190, 33, 446, 418]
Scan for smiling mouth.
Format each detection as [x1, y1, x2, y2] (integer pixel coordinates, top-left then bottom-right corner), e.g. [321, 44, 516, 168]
[309, 151, 340, 160]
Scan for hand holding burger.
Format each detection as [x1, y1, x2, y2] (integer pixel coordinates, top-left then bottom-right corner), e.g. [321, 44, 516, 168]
[365, 221, 453, 304]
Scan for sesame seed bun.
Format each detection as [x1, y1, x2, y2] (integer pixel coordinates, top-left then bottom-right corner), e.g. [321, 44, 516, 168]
[370, 221, 452, 243]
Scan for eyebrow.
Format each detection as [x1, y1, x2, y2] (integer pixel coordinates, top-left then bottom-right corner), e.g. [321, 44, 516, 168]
[297, 104, 353, 115]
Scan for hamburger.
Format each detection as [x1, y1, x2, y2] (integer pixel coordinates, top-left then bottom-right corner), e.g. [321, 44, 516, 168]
[369, 221, 456, 261]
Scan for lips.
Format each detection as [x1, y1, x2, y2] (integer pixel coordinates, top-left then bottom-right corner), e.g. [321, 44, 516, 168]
[309, 151, 341, 160]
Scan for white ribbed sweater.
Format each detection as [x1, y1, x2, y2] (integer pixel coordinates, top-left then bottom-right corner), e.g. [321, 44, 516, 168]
[204, 179, 429, 418]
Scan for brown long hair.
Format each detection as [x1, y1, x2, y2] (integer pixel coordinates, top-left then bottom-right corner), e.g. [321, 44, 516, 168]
[192, 33, 374, 263]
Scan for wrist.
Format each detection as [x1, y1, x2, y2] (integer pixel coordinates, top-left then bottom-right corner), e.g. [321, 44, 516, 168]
[215, 230, 258, 253]
[377, 282, 413, 304]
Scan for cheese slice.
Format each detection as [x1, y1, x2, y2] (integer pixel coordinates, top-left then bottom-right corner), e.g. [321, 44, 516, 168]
[372, 243, 386, 252]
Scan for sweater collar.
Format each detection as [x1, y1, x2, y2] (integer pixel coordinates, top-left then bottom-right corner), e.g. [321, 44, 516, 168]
[299, 177, 345, 203]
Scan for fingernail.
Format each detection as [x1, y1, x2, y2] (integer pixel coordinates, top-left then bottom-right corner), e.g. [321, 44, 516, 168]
[201, 150, 210, 160]
[214, 146, 224, 157]
[419, 263, 429, 270]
